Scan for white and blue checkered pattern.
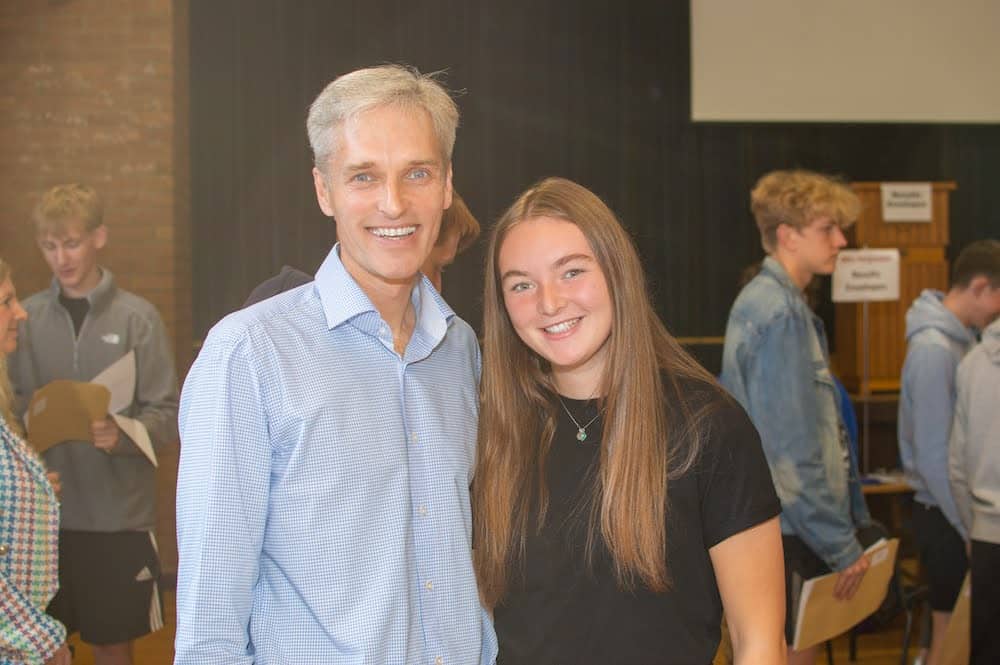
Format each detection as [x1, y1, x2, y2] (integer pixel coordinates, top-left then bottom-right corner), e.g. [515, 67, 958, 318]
[176, 245, 497, 665]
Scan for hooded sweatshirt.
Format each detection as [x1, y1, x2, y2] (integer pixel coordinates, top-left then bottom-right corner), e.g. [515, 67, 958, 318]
[949, 318, 1000, 544]
[899, 289, 976, 537]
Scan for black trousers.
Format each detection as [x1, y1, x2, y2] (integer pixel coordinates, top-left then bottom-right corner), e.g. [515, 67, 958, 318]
[971, 539, 1000, 665]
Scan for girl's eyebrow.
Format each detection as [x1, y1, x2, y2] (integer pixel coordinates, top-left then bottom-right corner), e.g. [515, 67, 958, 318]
[501, 253, 594, 282]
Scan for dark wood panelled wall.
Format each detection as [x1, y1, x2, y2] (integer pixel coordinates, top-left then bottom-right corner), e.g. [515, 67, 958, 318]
[190, 1, 1000, 372]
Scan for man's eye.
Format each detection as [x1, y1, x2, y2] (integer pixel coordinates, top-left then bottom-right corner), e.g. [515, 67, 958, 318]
[407, 169, 430, 180]
[351, 173, 374, 183]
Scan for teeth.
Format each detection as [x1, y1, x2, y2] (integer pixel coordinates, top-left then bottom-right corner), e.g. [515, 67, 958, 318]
[544, 318, 580, 334]
[370, 226, 416, 238]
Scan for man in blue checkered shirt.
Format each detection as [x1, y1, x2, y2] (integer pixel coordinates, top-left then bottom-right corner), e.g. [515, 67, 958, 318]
[175, 65, 497, 665]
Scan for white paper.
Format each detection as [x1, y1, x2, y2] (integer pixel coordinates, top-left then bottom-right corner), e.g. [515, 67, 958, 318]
[112, 414, 157, 468]
[832, 249, 901, 303]
[92, 351, 155, 466]
[91, 350, 136, 416]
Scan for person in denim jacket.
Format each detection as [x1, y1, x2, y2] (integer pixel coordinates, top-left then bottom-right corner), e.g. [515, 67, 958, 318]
[721, 169, 872, 665]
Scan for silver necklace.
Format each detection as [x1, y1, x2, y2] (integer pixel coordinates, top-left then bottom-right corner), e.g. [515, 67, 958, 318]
[557, 396, 601, 442]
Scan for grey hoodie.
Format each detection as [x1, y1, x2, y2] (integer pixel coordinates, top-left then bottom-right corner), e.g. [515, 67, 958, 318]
[898, 289, 976, 537]
[8, 268, 178, 532]
[949, 318, 1000, 544]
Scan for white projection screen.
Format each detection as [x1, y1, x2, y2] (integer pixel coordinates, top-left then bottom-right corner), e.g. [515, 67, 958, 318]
[691, 0, 1000, 123]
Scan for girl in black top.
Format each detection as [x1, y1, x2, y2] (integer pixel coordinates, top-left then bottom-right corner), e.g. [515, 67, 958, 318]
[474, 178, 785, 664]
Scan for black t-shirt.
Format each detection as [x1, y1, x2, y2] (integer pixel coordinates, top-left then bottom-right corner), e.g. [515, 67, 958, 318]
[493, 380, 780, 665]
[58, 293, 89, 338]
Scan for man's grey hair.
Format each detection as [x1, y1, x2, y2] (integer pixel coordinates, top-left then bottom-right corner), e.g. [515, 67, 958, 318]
[307, 64, 459, 173]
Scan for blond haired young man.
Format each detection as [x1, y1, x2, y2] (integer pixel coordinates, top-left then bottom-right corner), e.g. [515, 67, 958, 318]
[9, 184, 178, 665]
[721, 170, 873, 665]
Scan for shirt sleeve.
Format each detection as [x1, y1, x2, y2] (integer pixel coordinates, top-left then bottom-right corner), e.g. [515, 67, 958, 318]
[698, 399, 781, 549]
[174, 328, 270, 665]
[948, 368, 973, 535]
[130, 310, 180, 453]
[745, 314, 864, 571]
[107, 309, 180, 459]
[906, 344, 966, 538]
[0, 571, 66, 665]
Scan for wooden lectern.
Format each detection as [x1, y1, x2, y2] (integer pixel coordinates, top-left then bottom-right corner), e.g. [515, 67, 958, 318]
[833, 182, 955, 394]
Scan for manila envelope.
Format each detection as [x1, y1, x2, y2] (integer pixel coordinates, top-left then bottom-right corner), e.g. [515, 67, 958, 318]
[792, 538, 899, 651]
[26, 380, 110, 454]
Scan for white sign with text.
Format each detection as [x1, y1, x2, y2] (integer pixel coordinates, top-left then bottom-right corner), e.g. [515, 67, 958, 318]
[881, 183, 932, 222]
[833, 249, 901, 302]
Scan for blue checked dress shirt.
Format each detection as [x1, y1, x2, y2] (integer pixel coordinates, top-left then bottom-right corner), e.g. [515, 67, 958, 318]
[175, 245, 497, 665]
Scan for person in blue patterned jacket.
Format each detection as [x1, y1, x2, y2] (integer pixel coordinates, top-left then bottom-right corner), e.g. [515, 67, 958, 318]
[0, 258, 70, 665]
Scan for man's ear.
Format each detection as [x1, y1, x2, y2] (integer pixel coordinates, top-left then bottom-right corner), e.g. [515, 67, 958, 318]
[775, 223, 796, 252]
[93, 224, 109, 250]
[966, 274, 990, 297]
[313, 167, 335, 217]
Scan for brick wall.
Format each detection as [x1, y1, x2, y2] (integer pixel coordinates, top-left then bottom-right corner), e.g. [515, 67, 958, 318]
[0, 0, 190, 574]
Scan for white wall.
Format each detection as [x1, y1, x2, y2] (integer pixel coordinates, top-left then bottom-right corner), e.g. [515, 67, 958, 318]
[691, 0, 1000, 123]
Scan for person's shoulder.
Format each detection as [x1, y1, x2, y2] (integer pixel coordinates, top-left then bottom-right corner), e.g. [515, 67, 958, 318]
[663, 373, 744, 436]
[906, 326, 954, 353]
[22, 287, 55, 313]
[903, 329, 959, 371]
[445, 312, 477, 340]
[243, 266, 313, 308]
[210, 284, 319, 348]
[729, 273, 800, 331]
[111, 287, 163, 320]
[666, 373, 754, 434]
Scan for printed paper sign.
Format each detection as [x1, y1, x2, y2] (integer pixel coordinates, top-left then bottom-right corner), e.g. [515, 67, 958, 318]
[881, 183, 932, 222]
[833, 249, 901, 302]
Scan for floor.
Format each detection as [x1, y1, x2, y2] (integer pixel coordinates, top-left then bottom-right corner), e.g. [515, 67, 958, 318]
[69, 590, 926, 665]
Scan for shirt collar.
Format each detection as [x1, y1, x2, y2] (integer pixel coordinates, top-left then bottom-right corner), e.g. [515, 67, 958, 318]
[314, 244, 454, 342]
[761, 256, 802, 296]
[49, 266, 115, 308]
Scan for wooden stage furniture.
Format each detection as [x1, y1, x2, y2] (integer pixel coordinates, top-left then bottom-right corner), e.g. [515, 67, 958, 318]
[834, 182, 955, 395]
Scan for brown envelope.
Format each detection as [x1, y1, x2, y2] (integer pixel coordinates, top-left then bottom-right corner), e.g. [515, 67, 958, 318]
[26, 380, 111, 453]
[793, 538, 900, 651]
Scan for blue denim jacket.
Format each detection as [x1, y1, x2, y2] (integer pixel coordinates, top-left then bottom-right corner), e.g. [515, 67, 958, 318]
[720, 257, 870, 571]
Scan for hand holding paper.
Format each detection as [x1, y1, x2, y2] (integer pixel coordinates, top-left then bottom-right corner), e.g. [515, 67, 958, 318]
[833, 553, 871, 600]
[26, 351, 157, 467]
[792, 538, 899, 651]
[90, 417, 121, 451]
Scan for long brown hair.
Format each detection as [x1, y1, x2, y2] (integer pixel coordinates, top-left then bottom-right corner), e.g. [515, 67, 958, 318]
[474, 177, 718, 607]
[0, 259, 24, 437]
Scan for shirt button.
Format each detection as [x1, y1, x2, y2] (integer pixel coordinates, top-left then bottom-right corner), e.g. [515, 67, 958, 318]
[410, 432, 419, 444]
[435, 657, 444, 665]
[425, 580, 433, 591]
[0, 544, 8, 556]
[418, 505, 427, 516]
